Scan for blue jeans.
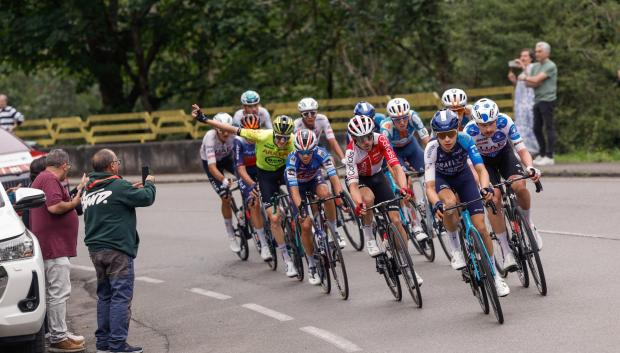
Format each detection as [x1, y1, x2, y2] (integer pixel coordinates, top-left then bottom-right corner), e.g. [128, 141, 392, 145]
[394, 139, 425, 173]
[89, 249, 135, 351]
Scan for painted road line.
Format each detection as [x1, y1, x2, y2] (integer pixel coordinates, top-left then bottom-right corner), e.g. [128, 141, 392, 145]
[70, 264, 96, 272]
[539, 229, 618, 241]
[241, 303, 293, 321]
[300, 326, 362, 352]
[135, 276, 165, 284]
[188, 288, 231, 300]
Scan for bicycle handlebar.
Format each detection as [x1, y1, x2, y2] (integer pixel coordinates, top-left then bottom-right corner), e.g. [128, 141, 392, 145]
[492, 170, 543, 193]
[442, 195, 497, 215]
[301, 193, 342, 207]
[405, 170, 425, 178]
[365, 195, 404, 212]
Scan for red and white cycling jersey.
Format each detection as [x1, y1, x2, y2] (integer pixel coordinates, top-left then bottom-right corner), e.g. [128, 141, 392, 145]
[345, 133, 400, 185]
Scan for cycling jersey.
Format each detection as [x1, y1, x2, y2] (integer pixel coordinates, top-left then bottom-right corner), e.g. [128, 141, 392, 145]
[345, 133, 400, 185]
[293, 114, 335, 140]
[424, 133, 483, 182]
[200, 129, 235, 164]
[456, 105, 474, 130]
[233, 137, 257, 169]
[233, 107, 272, 129]
[373, 113, 387, 133]
[285, 147, 336, 187]
[463, 114, 525, 157]
[380, 111, 429, 148]
[239, 129, 294, 171]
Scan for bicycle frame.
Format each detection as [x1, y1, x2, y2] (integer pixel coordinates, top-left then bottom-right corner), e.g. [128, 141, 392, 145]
[460, 209, 497, 280]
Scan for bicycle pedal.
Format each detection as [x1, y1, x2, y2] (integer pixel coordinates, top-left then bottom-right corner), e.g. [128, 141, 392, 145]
[461, 269, 471, 283]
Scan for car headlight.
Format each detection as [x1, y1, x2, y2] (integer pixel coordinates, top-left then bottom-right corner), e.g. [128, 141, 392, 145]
[0, 232, 35, 262]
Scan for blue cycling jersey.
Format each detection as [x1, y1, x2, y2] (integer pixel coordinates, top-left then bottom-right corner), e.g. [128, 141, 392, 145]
[285, 147, 336, 187]
[233, 137, 257, 169]
[424, 132, 483, 181]
[373, 113, 387, 133]
[380, 111, 429, 148]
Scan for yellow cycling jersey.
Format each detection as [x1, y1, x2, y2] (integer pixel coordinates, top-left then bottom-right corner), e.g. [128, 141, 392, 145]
[239, 129, 294, 171]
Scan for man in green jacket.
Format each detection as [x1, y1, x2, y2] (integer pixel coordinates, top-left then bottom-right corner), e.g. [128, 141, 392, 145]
[82, 148, 155, 353]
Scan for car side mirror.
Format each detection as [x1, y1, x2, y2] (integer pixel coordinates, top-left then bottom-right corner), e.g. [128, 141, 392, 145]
[13, 188, 46, 211]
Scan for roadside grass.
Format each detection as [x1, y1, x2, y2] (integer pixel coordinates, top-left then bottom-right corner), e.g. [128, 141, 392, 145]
[555, 149, 620, 163]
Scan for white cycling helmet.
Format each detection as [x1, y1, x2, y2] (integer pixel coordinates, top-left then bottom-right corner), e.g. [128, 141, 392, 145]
[347, 115, 375, 137]
[386, 98, 410, 118]
[213, 112, 234, 125]
[297, 97, 319, 112]
[441, 88, 468, 108]
[472, 98, 500, 124]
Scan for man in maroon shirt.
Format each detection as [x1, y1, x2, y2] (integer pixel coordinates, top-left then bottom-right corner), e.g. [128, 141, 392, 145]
[31, 149, 87, 352]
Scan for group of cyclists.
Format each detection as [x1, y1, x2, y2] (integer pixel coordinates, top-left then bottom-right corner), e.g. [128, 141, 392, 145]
[191, 86, 544, 300]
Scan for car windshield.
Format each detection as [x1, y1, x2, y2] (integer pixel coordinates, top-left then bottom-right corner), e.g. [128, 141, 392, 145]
[0, 129, 29, 154]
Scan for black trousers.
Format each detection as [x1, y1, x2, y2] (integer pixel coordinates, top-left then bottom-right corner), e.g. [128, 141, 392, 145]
[533, 100, 556, 158]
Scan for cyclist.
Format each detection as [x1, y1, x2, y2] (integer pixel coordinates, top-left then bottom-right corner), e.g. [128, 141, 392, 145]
[354, 101, 386, 133]
[192, 104, 299, 277]
[199, 112, 239, 253]
[234, 113, 273, 261]
[294, 97, 345, 163]
[424, 109, 509, 297]
[441, 88, 474, 130]
[465, 98, 543, 270]
[345, 115, 423, 285]
[286, 129, 345, 285]
[233, 90, 273, 129]
[381, 98, 431, 241]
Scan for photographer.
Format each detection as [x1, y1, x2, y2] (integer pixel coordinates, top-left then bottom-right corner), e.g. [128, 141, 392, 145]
[82, 148, 156, 353]
[508, 49, 539, 155]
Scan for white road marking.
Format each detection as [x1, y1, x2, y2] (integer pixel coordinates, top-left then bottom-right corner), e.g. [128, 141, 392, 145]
[188, 288, 231, 300]
[70, 264, 96, 272]
[539, 229, 618, 241]
[300, 326, 362, 352]
[135, 276, 164, 284]
[241, 303, 293, 321]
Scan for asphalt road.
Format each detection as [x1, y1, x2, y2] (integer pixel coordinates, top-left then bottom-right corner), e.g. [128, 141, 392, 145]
[68, 177, 620, 353]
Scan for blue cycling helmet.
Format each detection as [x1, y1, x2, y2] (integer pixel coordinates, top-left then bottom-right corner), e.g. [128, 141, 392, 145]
[240, 90, 260, 105]
[354, 101, 376, 118]
[431, 109, 459, 132]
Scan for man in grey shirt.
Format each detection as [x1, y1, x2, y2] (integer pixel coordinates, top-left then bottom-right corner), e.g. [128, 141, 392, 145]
[521, 41, 558, 166]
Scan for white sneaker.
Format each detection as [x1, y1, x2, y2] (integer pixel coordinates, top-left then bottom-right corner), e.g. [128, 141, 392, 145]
[260, 245, 272, 261]
[67, 332, 84, 343]
[308, 267, 321, 285]
[366, 240, 383, 257]
[337, 235, 346, 249]
[228, 237, 241, 252]
[545, 157, 555, 166]
[533, 155, 543, 163]
[413, 225, 428, 242]
[501, 252, 517, 271]
[494, 276, 510, 297]
[532, 225, 543, 250]
[451, 250, 466, 270]
[415, 271, 424, 286]
[285, 260, 298, 277]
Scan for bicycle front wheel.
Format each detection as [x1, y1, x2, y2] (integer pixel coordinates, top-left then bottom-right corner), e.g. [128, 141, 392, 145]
[284, 217, 304, 281]
[471, 228, 504, 324]
[389, 224, 422, 308]
[338, 191, 364, 251]
[516, 210, 547, 296]
[325, 223, 349, 300]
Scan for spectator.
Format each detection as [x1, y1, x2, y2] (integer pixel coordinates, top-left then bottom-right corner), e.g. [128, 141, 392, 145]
[521, 41, 558, 166]
[82, 149, 156, 353]
[30, 149, 87, 352]
[0, 94, 25, 132]
[508, 49, 540, 155]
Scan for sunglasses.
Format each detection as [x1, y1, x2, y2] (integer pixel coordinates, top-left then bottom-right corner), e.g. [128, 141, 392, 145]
[449, 105, 465, 112]
[392, 115, 409, 123]
[274, 134, 290, 142]
[297, 148, 316, 156]
[436, 130, 457, 140]
[353, 133, 374, 144]
[301, 111, 317, 118]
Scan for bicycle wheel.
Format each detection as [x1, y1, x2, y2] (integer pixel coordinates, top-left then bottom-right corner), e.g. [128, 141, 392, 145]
[317, 242, 331, 294]
[374, 231, 402, 301]
[471, 228, 504, 324]
[491, 233, 507, 278]
[505, 209, 529, 287]
[284, 217, 304, 281]
[389, 224, 422, 308]
[338, 191, 364, 251]
[516, 210, 547, 296]
[434, 219, 452, 261]
[231, 200, 249, 261]
[461, 230, 489, 314]
[405, 201, 435, 261]
[325, 222, 349, 300]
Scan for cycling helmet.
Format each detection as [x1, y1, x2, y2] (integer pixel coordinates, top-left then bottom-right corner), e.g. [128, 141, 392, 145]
[347, 115, 375, 137]
[298, 97, 319, 112]
[472, 98, 500, 124]
[240, 90, 260, 105]
[241, 113, 260, 129]
[441, 88, 467, 108]
[386, 98, 410, 118]
[354, 101, 376, 118]
[213, 112, 233, 125]
[294, 129, 318, 151]
[431, 109, 459, 132]
[272, 115, 294, 135]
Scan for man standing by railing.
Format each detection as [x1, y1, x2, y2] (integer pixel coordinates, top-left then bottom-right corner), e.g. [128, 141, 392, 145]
[0, 94, 25, 132]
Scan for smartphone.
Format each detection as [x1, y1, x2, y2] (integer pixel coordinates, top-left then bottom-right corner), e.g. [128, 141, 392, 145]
[141, 166, 150, 185]
[508, 59, 520, 68]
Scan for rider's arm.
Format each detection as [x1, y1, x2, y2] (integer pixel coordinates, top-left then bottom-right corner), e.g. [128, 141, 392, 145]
[344, 148, 362, 205]
[233, 140, 256, 186]
[285, 154, 302, 208]
[327, 138, 345, 160]
[411, 112, 430, 148]
[208, 163, 226, 183]
[237, 165, 255, 186]
[204, 132, 226, 183]
[378, 134, 405, 189]
[474, 163, 491, 190]
[424, 142, 440, 205]
[505, 116, 532, 168]
[388, 163, 407, 190]
[320, 148, 343, 195]
[289, 185, 303, 209]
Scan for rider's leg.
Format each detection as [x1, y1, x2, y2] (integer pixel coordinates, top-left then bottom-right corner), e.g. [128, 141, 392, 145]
[267, 206, 291, 262]
[488, 187, 511, 255]
[317, 184, 337, 233]
[299, 216, 315, 263]
[438, 188, 460, 252]
[512, 179, 531, 217]
[249, 198, 267, 245]
[360, 187, 375, 238]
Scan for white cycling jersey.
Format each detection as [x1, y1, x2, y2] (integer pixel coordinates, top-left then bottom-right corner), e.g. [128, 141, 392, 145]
[293, 114, 335, 140]
[463, 113, 525, 157]
[200, 129, 236, 164]
[233, 107, 272, 129]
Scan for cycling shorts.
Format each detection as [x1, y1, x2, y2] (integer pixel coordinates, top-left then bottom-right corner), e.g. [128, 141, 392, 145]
[288, 174, 327, 216]
[435, 169, 484, 215]
[358, 173, 398, 211]
[202, 157, 235, 197]
[394, 139, 425, 173]
[482, 146, 525, 186]
[238, 166, 258, 201]
[257, 167, 287, 209]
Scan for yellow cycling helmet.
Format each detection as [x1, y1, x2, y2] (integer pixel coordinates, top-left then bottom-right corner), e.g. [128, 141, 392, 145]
[272, 115, 294, 135]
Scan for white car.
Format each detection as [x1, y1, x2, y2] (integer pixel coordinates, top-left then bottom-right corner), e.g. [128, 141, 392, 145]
[0, 183, 47, 352]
